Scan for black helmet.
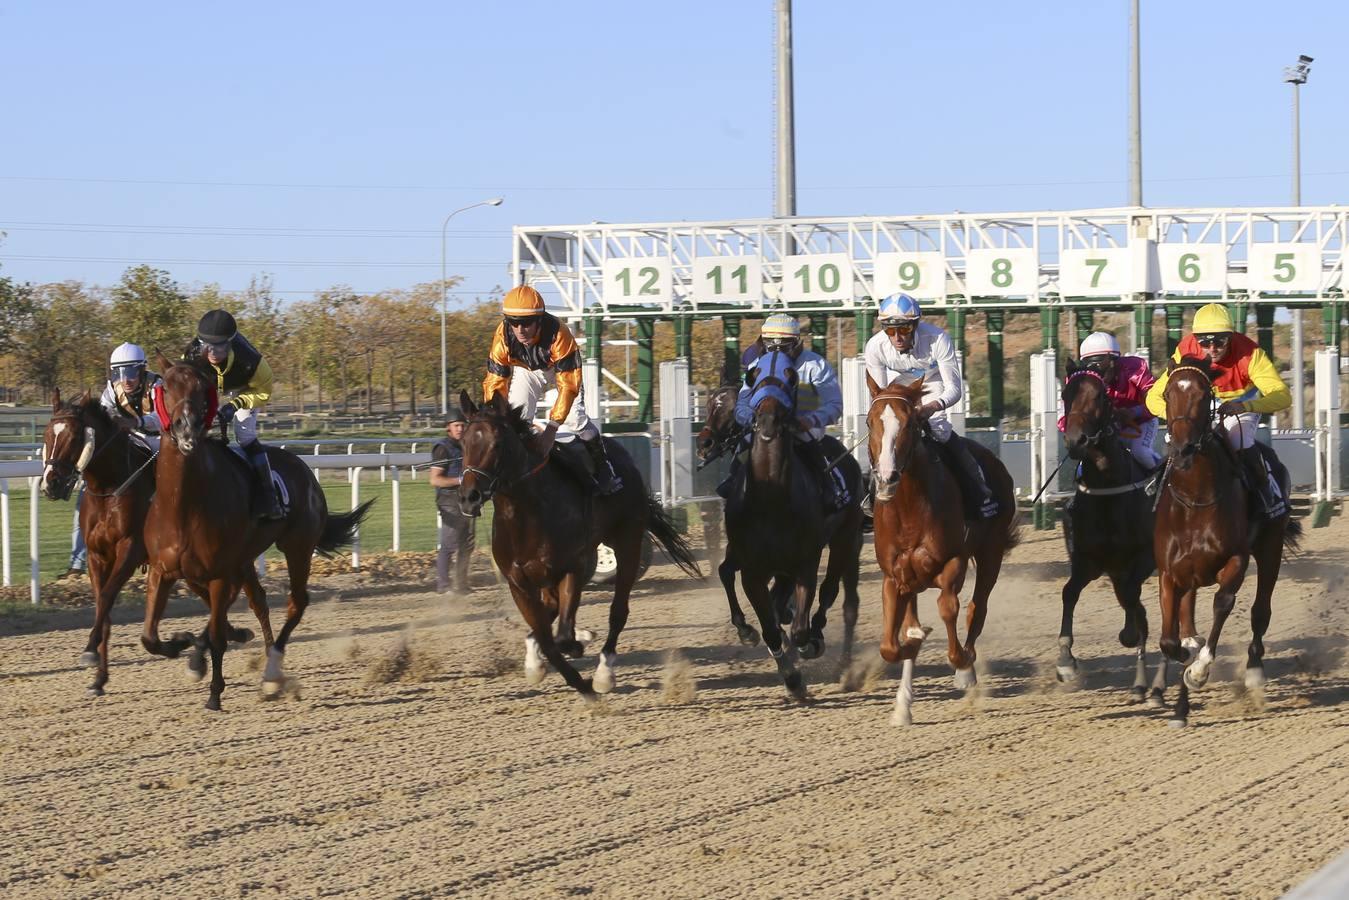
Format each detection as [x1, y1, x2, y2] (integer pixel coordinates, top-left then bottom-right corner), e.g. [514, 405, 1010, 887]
[197, 309, 238, 345]
[446, 407, 467, 424]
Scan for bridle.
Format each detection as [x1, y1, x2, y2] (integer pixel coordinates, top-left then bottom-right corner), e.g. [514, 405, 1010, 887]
[461, 418, 549, 506]
[1063, 369, 1116, 449]
[869, 392, 921, 486]
[748, 351, 798, 443]
[697, 386, 744, 468]
[1161, 365, 1222, 508]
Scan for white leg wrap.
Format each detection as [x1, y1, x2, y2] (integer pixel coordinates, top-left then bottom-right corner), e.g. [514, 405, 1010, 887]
[524, 634, 547, 685]
[1245, 666, 1266, 689]
[593, 651, 616, 694]
[260, 647, 286, 697]
[892, 658, 915, 726]
[953, 667, 977, 691]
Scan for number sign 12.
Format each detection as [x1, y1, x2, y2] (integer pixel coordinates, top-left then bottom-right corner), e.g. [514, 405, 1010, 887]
[602, 258, 672, 304]
[780, 253, 852, 302]
[873, 252, 945, 300]
[691, 255, 763, 303]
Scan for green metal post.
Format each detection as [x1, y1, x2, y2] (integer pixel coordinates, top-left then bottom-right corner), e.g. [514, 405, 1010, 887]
[636, 318, 655, 423]
[1040, 306, 1061, 352]
[673, 304, 693, 362]
[810, 313, 828, 360]
[1165, 305, 1184, 359]
[583, 312, 603, 366]
[1226, 300, 1248, 335]
[855, 308, 875, 354]
[1133, 303, 1152, 365]
[1255, 304, 1275, 359]
[986, 310, 1005, 421]
[1073, 308, 1094, 351]
[947, 308, 967, 356]
[1324, 301, 1343, 350]
[722, 317, 741, 381]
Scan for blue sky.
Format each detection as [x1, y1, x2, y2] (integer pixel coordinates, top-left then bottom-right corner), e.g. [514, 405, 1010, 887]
[2, 0, 1345, 307]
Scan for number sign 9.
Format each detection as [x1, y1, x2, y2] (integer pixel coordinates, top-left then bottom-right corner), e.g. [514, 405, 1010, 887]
[602, 258, 672, 304]
[780, 253, 852, 303]
[1057, 248, 1134, 297]
[691, 255, 763, 303]
[965, 249, 1038, 297]
[1247, 244, 1321, 293]
[1157, 245, 1227, 293]
[873, 252, 945, 300]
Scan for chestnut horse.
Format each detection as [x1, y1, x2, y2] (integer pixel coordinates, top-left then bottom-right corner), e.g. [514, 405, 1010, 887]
[1057, 364, 1165, 704]
[866, 374, 1019, 725]
[1154, 357, 1301, 726]
[141, 355, 371, 710]
[39, 390, 270, 698]
[723, 353, 864, 700]
[457, 389, 700, 699]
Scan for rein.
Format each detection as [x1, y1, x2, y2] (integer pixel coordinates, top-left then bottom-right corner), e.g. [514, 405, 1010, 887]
[1158, 364, 1223, 510]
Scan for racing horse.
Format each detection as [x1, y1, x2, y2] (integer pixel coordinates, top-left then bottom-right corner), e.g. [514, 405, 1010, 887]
[1056, 364, 1165, 704]
[697, 380, 863, 657]
[140, 355, 372, 710]
[1154, 357, 1301, 726]
[457, 389, 701, 699]
[866, 374, 1019, 725]
[722, 352, 864, 700]
[39, 390, 271, 698]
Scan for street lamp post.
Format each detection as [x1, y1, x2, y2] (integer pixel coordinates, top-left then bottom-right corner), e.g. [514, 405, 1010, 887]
[441, 197, 504, 415]
[1284, 55, 1312, 428]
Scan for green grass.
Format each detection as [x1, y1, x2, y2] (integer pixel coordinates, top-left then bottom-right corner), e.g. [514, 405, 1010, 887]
[0, 473, 490, 584]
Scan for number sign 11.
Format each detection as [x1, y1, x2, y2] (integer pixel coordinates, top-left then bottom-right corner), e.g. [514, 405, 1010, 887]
[780, 253, 853, 303]
[873, 252, 946, 300]
[691, 255, 763, 303]
[602, 258, 672, 304]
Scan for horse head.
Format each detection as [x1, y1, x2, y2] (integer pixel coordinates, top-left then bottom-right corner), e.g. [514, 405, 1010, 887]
[1163, 356, 1215, 471]
[866, 372, 925, 502]
[696, 383, 740, 462]
[746, 350, 798, 446]
[158, 353, 217, 456]
[40, 388, 106, 501]
[457, 388, 533, 516]
[1062, 360, 1114, 469]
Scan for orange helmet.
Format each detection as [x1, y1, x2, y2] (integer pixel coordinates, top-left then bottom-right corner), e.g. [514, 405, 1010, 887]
[502, 285, 546, 318]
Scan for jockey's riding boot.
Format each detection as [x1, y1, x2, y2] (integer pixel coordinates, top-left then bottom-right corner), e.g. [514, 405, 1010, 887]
[716, 456, 741, 500]
[948, 436, 999, 519]
[583, 435, 623, 496]
[798, 439, 848, 512]
[1240, 445, 1286, 519]
[244, 442, 285, 520]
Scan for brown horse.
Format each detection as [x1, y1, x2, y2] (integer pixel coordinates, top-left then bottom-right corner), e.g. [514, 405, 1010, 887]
[866, 374, 1019, 725]
[457, 389, 701, 698]
[39, 390, 270, 697]
[1154, 357, 1301, 726]
[1057, 365, 1164, 704]
[141, 355, 371, 710]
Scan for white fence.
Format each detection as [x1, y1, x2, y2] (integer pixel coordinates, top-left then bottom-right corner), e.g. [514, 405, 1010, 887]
[0, 452, 429, 605]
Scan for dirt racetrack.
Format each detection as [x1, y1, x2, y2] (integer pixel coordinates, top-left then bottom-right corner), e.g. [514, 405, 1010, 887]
[2, 514, 1347, 899]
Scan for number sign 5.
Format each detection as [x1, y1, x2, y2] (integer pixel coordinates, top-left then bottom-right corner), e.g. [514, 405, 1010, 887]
[1247, 244, 1322, 293]
[602, 258, 672, 304]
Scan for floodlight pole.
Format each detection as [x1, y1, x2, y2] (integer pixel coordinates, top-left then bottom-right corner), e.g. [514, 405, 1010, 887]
[440, 197, 504, 415]
[1285, 56, 1311, 427]
[1128, 0, 1143, 207]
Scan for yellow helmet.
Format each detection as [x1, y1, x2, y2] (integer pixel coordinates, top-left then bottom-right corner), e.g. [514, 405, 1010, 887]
[1192, 303, 1233, 334]
[502, 285, 546, 317]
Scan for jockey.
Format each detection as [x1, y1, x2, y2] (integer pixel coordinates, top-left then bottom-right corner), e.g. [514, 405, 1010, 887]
[482, 285, 622, 495]
[731, 313, 848, 510]
[183, 309, 283, 520]
[1060, 332, 1161, 468]
[99, 342, 162, 445]
[1145, 303, 1290, 518]
[864, 293, 998, 519]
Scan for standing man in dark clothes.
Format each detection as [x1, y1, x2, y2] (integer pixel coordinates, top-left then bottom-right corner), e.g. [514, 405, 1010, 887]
[430, 408, 474, 595]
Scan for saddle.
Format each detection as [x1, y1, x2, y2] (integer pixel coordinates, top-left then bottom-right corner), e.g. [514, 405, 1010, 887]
[219, 440, 291, 517]
[925, 433, 996, 521]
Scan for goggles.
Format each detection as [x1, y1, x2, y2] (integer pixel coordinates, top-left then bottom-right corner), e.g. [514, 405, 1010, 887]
[882, 321, 916, 337]
[763, 337, 799, 352]
[111, 364, 145, 384]
[204, 340, 230, 355]
[505, 316, 540, 328]
[1196, 334, 1230, 349]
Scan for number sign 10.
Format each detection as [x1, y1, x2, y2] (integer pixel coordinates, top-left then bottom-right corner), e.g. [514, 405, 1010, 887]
[780, 253, 852, 302]
[691, 255, 763, 303]
[602, 258, 672, 304]
[873, 252, 946, 300]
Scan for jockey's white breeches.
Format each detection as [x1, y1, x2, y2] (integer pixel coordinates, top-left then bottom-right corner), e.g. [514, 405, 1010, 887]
[508, 367, 597, 439]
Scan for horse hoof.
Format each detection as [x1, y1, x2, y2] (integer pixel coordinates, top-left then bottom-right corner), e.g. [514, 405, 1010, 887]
[1055, 663, 1078, 683]
[798, 638, 824, 660]
[186, 649, 206, 682]
[79, 651, 100, 668]
[1166, 717, 1187, 729]
[557, 640, 585, 659]
[1129, 686, 1147, 704]
[85, 686, 105, 699]
[524, 664, 547, 686]
[230, 628, 254, 646]
[1183, 666, 1208, 691]
[1181, 635, 1205, 652]
[574, 628, 595, 642]
[891, 708, 913, 726]
[1146, 692, 1166, 710]
[737, 627, 761, 646]
[1118, 626, 1141, 649]
[593, 653, 616, 694]
[260, 678, 284, 699]
[953, 667, 977, 691]
[1245, 667, 1266, 689]
[784, 672, 808, 702]
[205, 697, 222, 712]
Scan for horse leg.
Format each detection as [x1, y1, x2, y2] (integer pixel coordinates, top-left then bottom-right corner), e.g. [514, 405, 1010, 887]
[262, 544, 312, 697]
[1112, 571, 1151, 703]
[836, 525, 863, 677]
[1185, 555, 1247, 691]
[742, 571, 805, 701]
[512, 583, 594, 698]
[808, 541, 849, 660]
[721, 551, 758, 646]
[936, 558, 973, 688]
[140, 569, 190, 659]
[79, 554, 106, 670]
[552, 574, 587, 659]
[1246, 531, 1285, 691]
[242, 569, 273, 649]
[1156, 573, 1186, 664]
[960, 537, 1006, 689]
[1057, 561, 1092, 684]
[1179, 587, 1204, 656]
[791, 565, 822, 659]
[204, 578, 232, 712]
[595, 533, 642, 695]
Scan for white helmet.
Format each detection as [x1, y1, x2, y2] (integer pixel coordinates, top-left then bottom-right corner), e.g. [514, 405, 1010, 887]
[109, 342, 148, 384]
[1079, 332, 1121, 359]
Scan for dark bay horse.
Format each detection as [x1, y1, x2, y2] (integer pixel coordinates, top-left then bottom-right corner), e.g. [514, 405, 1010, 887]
[39, 390, 269, 698]
[142, 356, 371, 710]
[723, 353, 864, 700]
[867, 374, 1019, 725]
[1057, 364, 1165, 704]
[1155, 357, 1301, 727]
[457, 389, 701, 699]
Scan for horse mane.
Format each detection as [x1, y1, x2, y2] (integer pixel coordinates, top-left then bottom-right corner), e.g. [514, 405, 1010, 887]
[474, 393, 536, 444]
[58, 391, 120, 433]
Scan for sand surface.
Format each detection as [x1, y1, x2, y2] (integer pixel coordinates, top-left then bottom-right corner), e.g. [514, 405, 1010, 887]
[2, 516, 1346, 898]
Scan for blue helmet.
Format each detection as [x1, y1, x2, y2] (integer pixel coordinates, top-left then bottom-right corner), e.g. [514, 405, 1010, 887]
[878, 293, 921, 325]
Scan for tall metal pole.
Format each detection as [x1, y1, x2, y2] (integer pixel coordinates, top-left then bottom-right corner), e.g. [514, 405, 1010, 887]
[775, 0, 796, 219]
[440, 197, 504, 415]
[1291, 82, 1301, 206]
[1285, 56, 1311, 427]
[1128, 0, 1142, 207]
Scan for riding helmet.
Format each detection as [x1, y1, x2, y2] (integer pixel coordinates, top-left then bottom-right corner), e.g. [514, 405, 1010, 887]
[878, 292, 922, 324]
[197, 309, 238, 344]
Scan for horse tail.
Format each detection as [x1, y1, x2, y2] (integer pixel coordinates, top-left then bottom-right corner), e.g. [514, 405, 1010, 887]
[1282, 515, 1304, 556]
[315, 499, 377, 558]
[645, 494, 703, 577]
